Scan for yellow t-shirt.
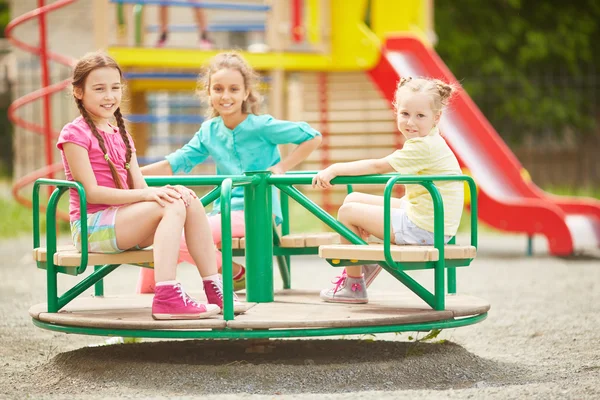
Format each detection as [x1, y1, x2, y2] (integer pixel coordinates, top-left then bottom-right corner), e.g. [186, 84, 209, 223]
[385, 127, 464, 236]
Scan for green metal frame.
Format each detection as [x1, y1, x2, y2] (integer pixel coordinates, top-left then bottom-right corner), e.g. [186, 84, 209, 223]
[31, 172, 481, 339]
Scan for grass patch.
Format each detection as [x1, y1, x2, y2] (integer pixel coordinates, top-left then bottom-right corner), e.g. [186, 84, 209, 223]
[0, 196, 70, 239]
[288, 200, 328, 233]
[542, 186, 600, 199]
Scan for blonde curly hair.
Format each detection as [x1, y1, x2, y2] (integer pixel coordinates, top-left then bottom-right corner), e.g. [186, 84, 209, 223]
[393, 76, 456, 115]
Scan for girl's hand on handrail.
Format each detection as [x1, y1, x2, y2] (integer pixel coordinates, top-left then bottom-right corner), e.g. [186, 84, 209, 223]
[268, 163, 286, 175]
[312, 166, 337, 189]
[142, 185, 182, 207]
[172, 185, 198, 207]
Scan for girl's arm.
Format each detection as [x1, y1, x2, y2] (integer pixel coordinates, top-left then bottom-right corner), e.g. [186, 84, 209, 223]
[128, 154, 148, 189]
[140, 159, 174, 176]
[270, 135, 322, 174]
[63, 143, 181, 206]
[313, 158, 395, 189]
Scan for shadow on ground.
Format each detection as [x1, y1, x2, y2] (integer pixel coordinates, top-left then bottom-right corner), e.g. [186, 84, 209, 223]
[25, 339, 529, 395]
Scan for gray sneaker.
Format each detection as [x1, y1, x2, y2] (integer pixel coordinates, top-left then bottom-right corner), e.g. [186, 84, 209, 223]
[363, 264, 383, 288]
[320, 274, 368, 304]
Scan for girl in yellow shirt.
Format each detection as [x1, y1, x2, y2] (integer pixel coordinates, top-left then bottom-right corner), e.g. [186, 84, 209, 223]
[313, 77, 464, 304]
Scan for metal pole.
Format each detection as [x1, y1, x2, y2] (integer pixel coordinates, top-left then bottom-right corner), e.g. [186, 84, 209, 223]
[244, 171, 274, 302]
[38, 0, 54, 192]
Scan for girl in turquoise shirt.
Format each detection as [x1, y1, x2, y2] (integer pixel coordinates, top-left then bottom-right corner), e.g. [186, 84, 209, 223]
[138, 52, 322, 295]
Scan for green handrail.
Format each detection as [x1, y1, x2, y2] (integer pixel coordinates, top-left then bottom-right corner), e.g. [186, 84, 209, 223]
[33, 179, 88, 274]
[219, 178, 234, 320]
[200, 185, 222, 207]
[145, 175, 258, 187]
[269, 173, 478, 311]
[383, 177, 445, 309]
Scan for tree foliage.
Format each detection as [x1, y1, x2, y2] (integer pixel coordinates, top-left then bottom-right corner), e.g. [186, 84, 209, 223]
[435, 0, 600, 144]
[0, 1, 8, 38]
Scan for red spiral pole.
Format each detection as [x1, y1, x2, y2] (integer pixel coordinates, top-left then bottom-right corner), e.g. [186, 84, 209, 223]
[5, 0, 77, 219]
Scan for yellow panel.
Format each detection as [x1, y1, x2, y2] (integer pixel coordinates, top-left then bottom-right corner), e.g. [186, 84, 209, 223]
[128, 79, 197, 92]
[371, 0, 432, 43]
[110, 0, 382, 72]
[306, 0, 320, 45]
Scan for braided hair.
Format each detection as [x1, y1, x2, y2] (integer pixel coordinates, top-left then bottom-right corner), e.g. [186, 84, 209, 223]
[71, 52, 132, 189]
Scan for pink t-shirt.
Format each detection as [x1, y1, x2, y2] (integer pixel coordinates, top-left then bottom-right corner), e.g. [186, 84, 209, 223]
[57, 116, 137, 222]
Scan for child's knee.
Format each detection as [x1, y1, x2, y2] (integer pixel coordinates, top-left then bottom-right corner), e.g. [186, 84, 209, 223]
[343, 192, 366, 204]
[187, 198, 207, 215]
[338, 202, 358, 222]
[163, 199, 187, 219]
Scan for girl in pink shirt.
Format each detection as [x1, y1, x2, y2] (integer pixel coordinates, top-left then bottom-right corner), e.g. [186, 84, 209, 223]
[57, 52, 246, 320]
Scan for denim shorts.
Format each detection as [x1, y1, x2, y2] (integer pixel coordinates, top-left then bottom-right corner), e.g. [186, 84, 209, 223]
[390, 202, 452, 245]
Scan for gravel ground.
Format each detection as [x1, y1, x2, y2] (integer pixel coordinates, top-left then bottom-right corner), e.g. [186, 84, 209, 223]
[0, 233, 599, 399]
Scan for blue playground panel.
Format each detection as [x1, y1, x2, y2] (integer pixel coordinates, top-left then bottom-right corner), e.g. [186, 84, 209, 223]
[146, 23, 266, 33]
[110, 0, 271, 12]
[126, 114, 205, 124]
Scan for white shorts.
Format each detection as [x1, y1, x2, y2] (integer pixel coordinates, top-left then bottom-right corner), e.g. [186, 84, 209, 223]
[390, 201, 452, 245]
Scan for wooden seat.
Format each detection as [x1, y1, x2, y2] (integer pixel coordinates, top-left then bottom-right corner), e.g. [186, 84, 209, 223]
[318, 244, 477, 263]
[35, 245, 154, 267]
[33, 232, 344, 267]
[279, 232, 341, 248]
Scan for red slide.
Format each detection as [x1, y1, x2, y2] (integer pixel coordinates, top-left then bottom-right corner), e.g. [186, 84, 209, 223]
[368, 36, 600, 256]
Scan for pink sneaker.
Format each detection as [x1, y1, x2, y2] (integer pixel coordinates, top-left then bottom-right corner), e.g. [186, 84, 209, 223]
[156, 33, 168, 48]
[199, 38, 213, 50]
[152, 282, 220, 320]
[203, 277, 251, 314]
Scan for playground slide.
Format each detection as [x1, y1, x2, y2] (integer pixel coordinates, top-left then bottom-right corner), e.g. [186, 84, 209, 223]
[368, 36, 600, 256]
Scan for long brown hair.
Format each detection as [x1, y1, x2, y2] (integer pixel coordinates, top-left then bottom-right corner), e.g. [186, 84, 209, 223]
[71, 52, 132, 189]
[198, 52, 262, 118]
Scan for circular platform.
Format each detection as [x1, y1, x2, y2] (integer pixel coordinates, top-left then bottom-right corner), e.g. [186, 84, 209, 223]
[29, 290, 489, 339]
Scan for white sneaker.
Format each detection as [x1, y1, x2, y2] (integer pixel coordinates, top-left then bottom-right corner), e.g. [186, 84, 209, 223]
[363, 264, 383, 287]
[320, 274, 368, 304]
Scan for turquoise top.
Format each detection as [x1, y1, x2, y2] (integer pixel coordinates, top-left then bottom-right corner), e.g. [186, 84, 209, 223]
[165, 114, 321, 222]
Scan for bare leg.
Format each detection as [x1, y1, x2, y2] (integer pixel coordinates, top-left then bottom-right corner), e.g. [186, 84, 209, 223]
[181, 200, 219, 278]
[343, 192, 404, 208]
[179, 211, 245, 275]
[336, 202, 393, 278]
[115, 200, 186, 283]
[193, 9, 208, 35]
[189, 0, 209, 40]
[158, 6, 169, 37]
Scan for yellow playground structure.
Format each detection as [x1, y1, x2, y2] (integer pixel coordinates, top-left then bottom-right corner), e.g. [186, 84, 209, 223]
[100, 0, 434, 211]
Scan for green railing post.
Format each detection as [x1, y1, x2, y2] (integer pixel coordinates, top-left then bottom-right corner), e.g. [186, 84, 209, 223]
[45, 188, 62, 313]
[220, 179, 235, 320]
[244, 171, 274, 302]
[280, 191, 291, 286]
[273, 225, 291, 289]
[94, 265, 104, 297]
[423, 181, 445, 311]
[447, 236, 457, 294]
